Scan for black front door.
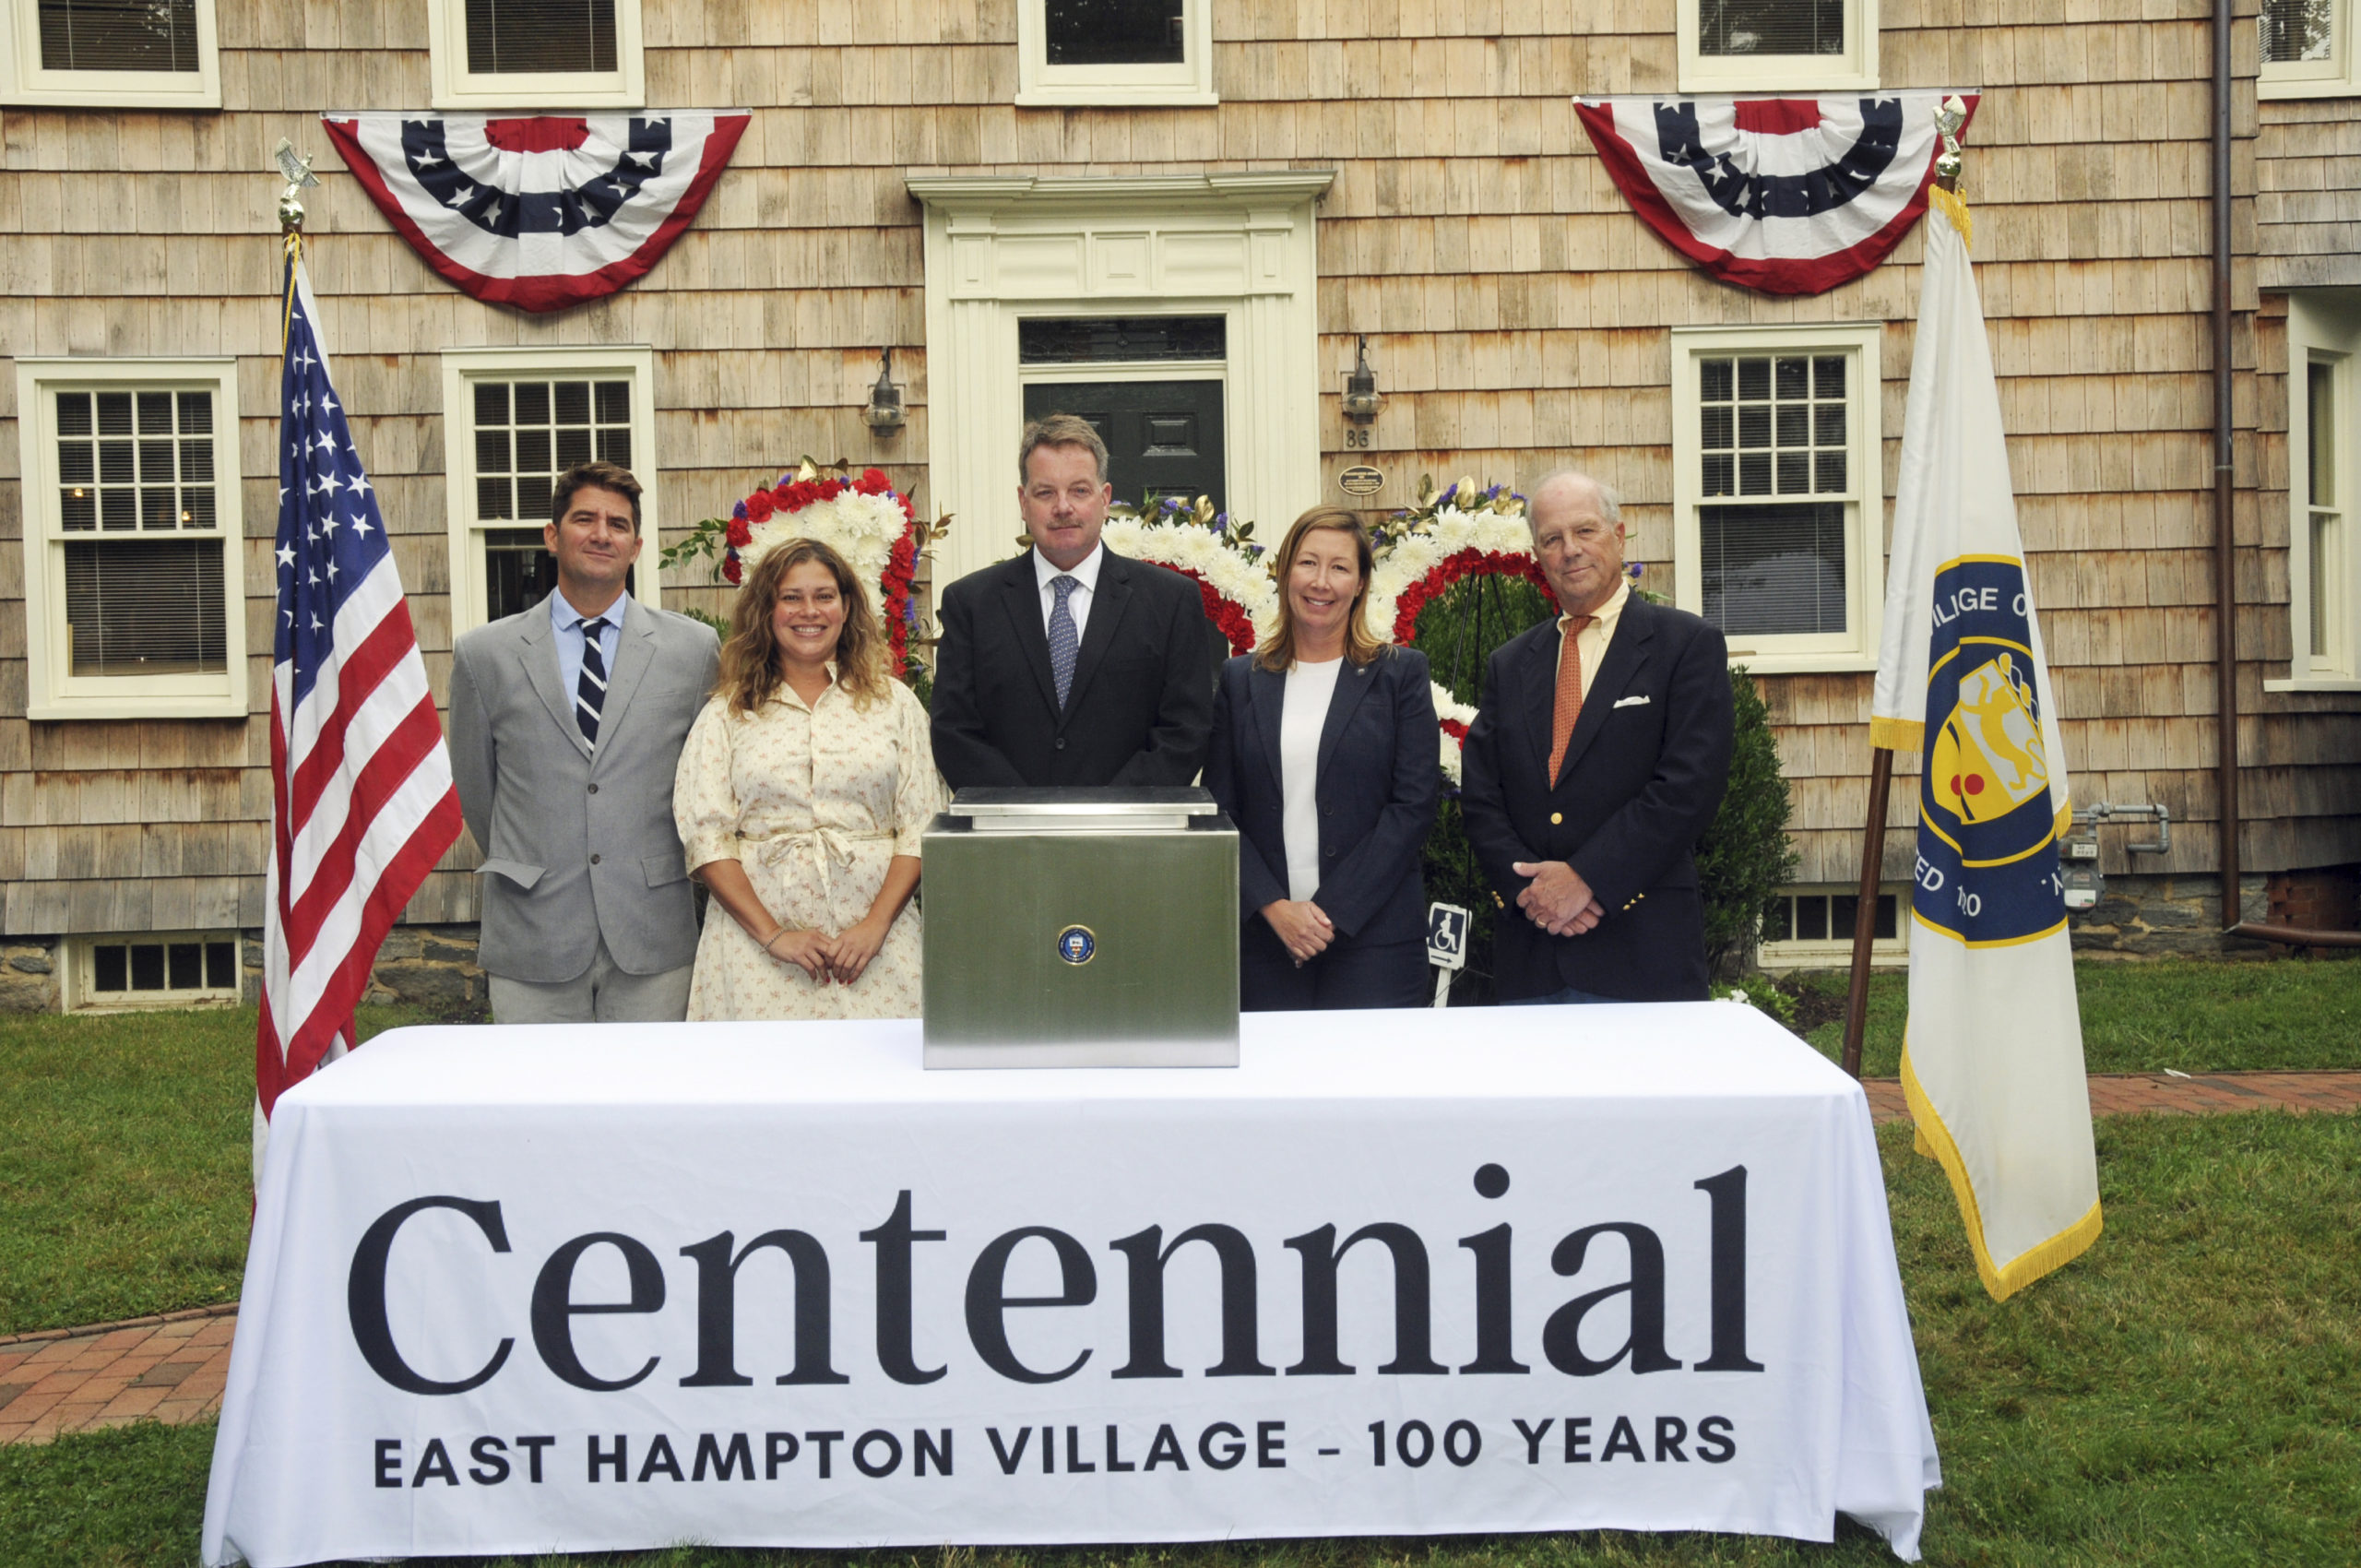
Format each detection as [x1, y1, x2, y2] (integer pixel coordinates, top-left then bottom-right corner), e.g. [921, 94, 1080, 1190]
[1023, 379, 1226, 517]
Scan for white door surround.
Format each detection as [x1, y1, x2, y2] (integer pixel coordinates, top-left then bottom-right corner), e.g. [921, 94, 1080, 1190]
[907, 172, 1334, 585]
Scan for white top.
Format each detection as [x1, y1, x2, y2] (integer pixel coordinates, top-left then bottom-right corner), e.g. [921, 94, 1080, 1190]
[1280, 657, 1344, 900]
[1032, 540, 1105, 641]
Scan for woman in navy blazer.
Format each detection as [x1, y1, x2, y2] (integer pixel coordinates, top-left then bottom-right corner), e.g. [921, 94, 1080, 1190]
[1204, 507, 1440, 1010]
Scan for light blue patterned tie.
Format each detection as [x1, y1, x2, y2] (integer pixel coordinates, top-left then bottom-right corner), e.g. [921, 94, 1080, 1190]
[1048, 575, 1080, 709]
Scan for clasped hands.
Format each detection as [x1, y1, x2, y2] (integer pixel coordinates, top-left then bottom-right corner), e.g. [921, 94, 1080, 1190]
[761, 917, 889, 985]
[1260, 899, 1335, 966]
[1512, 860, 1606, 937]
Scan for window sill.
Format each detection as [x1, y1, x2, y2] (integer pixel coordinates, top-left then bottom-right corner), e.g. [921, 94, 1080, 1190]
[29, 696, 249, 722]
[1015, 87, 1218, 109]
[2259, 77, 2361, 101]
[1677, 66, 1880, 94]
[431, 81, 644, 111]
[1, 79, 219, 109]
[1718, 651, 1880, 677]
[2262, 676, 2361, 693]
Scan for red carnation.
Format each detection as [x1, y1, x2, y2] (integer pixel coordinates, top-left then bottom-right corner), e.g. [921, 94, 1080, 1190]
[858, 468, 891, 494]
[1440, 718, 1469, 742]
[725, 516, 752, 549]
[721, 552, 743, 585]
[817, 479, 844, 501]
[745, 490, 775, 522]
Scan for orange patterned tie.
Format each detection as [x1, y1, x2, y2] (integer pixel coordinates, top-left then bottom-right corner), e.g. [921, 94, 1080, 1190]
[1547, 616, 1593, 786]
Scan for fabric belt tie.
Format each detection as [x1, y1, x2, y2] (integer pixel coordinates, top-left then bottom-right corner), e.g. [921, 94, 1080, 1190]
[740, 825, 892, 904]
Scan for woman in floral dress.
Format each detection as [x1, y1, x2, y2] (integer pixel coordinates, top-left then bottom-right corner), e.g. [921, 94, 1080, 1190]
[674, 538, 943, 1020]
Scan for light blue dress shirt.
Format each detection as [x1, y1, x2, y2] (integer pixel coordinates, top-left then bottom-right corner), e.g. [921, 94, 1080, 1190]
[551, 588, 629, 708]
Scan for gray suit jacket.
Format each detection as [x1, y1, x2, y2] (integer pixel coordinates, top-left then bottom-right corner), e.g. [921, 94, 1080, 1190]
[448, 596, 721, 983]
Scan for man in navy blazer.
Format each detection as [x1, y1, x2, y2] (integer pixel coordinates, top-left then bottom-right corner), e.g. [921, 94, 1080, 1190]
[931, 415, 1216, 789]
[1461, 471, 1735, 1003]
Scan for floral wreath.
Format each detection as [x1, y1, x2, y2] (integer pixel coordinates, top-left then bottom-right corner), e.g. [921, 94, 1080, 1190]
[1102, 495, 1277, 656]
[665, 461, 944, 678]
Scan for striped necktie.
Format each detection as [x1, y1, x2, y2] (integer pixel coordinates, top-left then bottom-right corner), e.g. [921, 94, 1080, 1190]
[576, 616, 609, 744]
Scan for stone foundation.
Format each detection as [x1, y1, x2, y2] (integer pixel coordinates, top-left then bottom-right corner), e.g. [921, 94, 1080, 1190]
[360, 924, 492, 1017]
[0, 937, 62, 1013]
[2069, 873, 2272, 956]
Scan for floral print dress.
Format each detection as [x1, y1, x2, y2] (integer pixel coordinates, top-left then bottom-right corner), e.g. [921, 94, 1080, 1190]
[673, 676, 943, 1020]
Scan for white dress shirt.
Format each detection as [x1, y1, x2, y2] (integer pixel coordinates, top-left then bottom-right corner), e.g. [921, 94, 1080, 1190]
[1555, 575, 1631, 701]
[1033, 540, 1106, 643]
[552, 587, 629, 705]
[1280, 657, 1345, 901]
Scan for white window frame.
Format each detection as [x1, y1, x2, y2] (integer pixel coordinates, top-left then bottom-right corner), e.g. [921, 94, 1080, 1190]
[1679, 0, 1878, 93]
[0, 0, 220, 108]
[1756, 885, 1908, 971]
[65, 930, 244, 1011]
[908, 172, 1332, 587]
[1016, 0, 1216, 108]
[13, 357, 248, 721]
[439, 345, 661, 642]
[2260, 0, 2355, 100]
[1669, 321, 1884, 674]
[2270, 292, 2361, 691]
[427, 0, 645, 110]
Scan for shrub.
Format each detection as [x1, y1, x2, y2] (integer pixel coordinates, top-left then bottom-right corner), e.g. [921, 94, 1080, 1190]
[1696, 666, 1798, 979]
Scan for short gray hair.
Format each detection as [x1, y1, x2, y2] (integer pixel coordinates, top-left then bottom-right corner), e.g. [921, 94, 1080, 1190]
[1526, 469, 1621, 527]
[1018, 413, 1110, 484]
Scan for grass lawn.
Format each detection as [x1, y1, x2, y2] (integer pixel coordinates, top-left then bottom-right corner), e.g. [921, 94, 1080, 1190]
[1795, 954, 2361, 1078]
[0, 1004, 447, 1336]
[4, 1111, 2355, 1568]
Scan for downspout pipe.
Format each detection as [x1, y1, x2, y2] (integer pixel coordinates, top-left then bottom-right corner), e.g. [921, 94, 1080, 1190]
[2213, 0, 2244, 936]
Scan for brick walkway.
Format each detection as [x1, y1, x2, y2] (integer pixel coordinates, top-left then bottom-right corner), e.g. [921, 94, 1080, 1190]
[3, 1070, 2355, 1450]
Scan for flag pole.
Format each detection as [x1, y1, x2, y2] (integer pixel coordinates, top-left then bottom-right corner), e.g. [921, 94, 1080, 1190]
[1840, 116, 1967, 1081]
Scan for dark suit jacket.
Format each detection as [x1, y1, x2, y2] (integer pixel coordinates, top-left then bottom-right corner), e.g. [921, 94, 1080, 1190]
[1460, 595, 1735, 1002]
[931, 547, 1217, 789]
[1204, 647, 1441, 947]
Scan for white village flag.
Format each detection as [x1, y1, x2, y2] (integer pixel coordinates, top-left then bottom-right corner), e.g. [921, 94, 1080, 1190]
[1870, 188, 2101, 1301]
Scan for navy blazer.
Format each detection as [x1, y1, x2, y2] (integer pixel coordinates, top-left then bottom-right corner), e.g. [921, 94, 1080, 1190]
[1459, 595, 1735, 1002]
[1204, 646, 1440, 947]
[931, 547, 1217, 789]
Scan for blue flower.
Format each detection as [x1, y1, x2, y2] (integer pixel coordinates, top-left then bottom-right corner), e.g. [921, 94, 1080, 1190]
[731, 501, 749, 520]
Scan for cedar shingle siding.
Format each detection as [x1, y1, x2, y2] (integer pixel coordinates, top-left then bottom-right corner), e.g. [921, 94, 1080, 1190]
[1, 0, 2355, 966]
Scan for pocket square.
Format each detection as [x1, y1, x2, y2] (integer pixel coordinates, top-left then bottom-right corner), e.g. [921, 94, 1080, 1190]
[1612, 694, 1651, 709]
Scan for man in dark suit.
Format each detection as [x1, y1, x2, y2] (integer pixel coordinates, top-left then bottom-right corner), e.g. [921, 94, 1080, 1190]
[1461, 471, 1735, 1003]
[931, 414, 1216, 788]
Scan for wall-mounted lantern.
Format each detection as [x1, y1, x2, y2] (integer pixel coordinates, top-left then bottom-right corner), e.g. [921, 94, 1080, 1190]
[865, 347, 905, 435]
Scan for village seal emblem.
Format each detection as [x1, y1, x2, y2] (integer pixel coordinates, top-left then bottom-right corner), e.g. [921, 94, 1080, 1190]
[1915, 556, 2068, 946]
[1055, 925, 1097, 966]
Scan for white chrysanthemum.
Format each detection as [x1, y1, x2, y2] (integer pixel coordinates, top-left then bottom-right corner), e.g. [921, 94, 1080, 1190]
[1109, 519, 1280, 642]
[1430, 680, 1477, 784]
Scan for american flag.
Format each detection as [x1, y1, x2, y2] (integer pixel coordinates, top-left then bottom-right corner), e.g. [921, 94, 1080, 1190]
[257, 239, 462, 1135]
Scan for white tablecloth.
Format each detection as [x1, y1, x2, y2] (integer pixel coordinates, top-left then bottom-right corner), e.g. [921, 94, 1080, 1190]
[202, 1004, 1938, 1565]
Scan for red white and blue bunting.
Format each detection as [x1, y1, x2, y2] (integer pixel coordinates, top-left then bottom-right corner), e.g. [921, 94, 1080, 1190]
[1574, 92, 1977, 296]
[318, 112, 750, 314]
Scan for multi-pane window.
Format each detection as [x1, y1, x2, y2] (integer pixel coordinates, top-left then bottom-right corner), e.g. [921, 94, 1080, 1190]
[442, 350, 657, 637]
[1673, 326, 1880, 671]
[38, 0, 198, 71]
[1019, 0, 1213, 105]
[465, 0, 614, 74]
[16, 362, 246, 719]
[54, 390, 228, 677]
[2, 0, 219, 106]
[1681, 0, 1873, 89]
[2261, 0, 2357, 92]
[75, 933, 242, 1009]
[1697, 354, 1850, 639]
[430, 0, 640, 107]
[2309, 358, 2344, 674]
[1758, 888, 1906, 969]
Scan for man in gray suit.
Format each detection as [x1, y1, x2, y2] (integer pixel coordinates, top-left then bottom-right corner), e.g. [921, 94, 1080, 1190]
[449, 460, 720, 1023]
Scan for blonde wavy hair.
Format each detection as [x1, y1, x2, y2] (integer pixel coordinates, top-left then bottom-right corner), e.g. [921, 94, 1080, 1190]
[718, 538, 891, 714]
[1254, 506, 1384, 673]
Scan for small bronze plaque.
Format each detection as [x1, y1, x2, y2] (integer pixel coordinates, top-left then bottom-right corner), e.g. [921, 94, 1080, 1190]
[1338, 465, 1384, 497]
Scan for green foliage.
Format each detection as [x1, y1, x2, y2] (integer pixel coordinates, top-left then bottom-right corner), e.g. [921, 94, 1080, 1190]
[1799, 953, 2361, 1077]
[1407, 572, 1559, 1004]
[1695, 667, 1797, 980]
[0, 1004, 448, 1335]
